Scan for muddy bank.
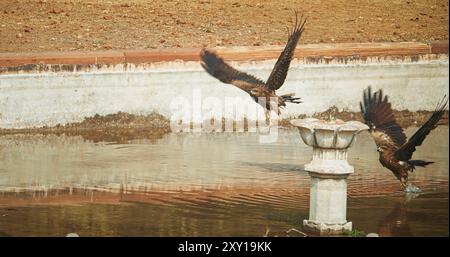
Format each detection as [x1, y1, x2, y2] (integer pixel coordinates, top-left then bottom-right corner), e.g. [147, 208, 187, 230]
[280, 106, 449, 129]
[0, 112, 171, 143]
[0, 107, 447, 143]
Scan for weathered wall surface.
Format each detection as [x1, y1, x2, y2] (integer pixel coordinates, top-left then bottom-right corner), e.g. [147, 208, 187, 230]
[0, 43, 448, 129]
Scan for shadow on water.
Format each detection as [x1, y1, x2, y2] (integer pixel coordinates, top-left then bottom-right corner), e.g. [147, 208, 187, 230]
[0, 126, 447, 236]
[240, 162, 306, 173]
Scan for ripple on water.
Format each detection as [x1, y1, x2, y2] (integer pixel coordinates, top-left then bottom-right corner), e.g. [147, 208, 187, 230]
[0, 127, 447, 236]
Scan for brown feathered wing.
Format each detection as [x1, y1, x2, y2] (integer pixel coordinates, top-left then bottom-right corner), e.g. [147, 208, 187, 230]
[360, 87, 407, 149]
[394, 96, 448, 161]
[200, 49, 266, 94]
[265, 12, 306, 91]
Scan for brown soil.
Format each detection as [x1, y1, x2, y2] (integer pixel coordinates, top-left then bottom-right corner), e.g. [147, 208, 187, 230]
[0, 0, 448, 53]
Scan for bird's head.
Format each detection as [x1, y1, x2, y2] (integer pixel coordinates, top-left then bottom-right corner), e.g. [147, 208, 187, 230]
[250, 88, 261, 96]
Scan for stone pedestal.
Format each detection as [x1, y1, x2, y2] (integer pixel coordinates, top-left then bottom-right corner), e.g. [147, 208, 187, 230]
[303, 172, 352, 234]
[291, 118, 368, 235]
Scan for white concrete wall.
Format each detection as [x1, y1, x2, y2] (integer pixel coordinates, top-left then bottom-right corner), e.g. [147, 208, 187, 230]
[0, 56, 448, 129]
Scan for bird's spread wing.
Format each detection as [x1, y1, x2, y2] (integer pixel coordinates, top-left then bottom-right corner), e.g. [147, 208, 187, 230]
[200, 49, 265, 94]
[266, 11, 306, 91]
[360, 86, 407, 149]
[394, 96, 448, 161]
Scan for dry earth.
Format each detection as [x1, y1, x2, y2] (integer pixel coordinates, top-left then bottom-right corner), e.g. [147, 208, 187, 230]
[0, 0, 448, 52]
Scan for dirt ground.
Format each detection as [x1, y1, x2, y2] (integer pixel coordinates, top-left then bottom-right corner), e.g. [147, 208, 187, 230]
[0, 0, 448, 53]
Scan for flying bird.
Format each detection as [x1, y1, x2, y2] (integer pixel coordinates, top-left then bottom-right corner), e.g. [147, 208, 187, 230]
[360, 86, 448, 189]
[200, 12, 306, 117]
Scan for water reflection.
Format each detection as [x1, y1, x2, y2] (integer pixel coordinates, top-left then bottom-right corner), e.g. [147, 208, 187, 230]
[377, 202, 412, 236]
[58, 128, 168, 144]
[0, 191, 447, 237]
[0, 126, 447, 236]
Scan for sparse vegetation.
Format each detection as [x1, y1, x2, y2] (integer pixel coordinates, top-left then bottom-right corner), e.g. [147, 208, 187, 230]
[343, 229, 366, 237]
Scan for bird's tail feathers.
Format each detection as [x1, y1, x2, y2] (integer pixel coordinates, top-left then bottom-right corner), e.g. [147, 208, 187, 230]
[280, 93, 302, 104]
[409, 160, 435, 168]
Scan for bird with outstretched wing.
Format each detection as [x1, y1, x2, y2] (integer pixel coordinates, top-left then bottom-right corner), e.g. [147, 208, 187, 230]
[360, 86, 448, 189]
[200, 11, 306, 116]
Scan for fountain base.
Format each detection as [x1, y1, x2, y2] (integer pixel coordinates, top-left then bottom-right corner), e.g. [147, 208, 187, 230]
[303, 172, 352, 235]
[290, 118, 369, 236]
[303, 220, 352, 235]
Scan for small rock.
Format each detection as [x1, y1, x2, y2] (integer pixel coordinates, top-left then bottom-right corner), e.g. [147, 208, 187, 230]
[366, 233, 379, 237]
[16, 33, 23, 38]
[66, 233, 79, 237]
[49, 9, 63, 14]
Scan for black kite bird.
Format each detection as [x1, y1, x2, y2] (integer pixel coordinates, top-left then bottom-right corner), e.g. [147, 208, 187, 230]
[200, 12, 306, 116]
[360, 86, 448, 188]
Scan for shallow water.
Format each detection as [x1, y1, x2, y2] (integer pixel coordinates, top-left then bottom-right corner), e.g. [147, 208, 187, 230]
[0, 126, 448, 236]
